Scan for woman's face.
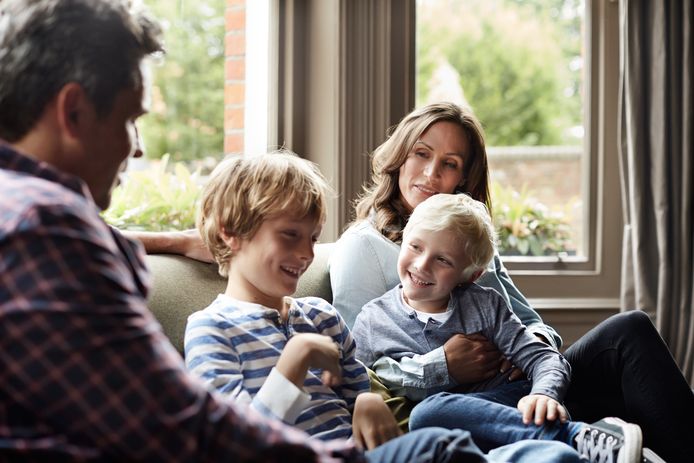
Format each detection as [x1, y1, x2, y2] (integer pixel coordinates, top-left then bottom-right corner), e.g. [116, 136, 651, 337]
[398, 121, 468, 213]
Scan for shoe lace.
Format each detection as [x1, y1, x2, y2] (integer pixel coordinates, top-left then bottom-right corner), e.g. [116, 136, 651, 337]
[576, 427, 619, 463]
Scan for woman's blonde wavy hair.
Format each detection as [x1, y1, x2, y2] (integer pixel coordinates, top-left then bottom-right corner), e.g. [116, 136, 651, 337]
[353, 102, 491, 243]
[197, 150, 329, 277]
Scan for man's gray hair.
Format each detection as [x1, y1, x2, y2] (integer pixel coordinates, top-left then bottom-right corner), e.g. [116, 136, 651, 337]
[0, 0, 163, 141]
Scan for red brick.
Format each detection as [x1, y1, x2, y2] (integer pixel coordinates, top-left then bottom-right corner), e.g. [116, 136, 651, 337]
[224, 133, 244, 153]
[225, 58, 245, 81]
[225, 8, 245, 31]
[224, 83, 244, 106]
[225, 107, 244, 130]
[225, 33, 245, 57]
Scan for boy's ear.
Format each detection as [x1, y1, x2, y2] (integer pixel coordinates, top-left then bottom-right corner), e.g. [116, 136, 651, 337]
[462, 268, 485, 284]
[220, 232, 242, 252]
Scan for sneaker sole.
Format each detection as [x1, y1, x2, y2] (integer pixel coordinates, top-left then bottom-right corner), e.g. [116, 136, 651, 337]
[604, 418, 642, 463]
[642, 447, 666, 463]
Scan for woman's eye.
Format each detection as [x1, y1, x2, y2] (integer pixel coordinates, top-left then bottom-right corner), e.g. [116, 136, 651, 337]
[282, 230, 298, 238]
[444, 161, 459, 169]
[414, 151, 428, 158]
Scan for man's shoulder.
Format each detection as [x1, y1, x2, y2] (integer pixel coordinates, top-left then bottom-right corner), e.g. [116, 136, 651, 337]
[1, 168, 99, 233]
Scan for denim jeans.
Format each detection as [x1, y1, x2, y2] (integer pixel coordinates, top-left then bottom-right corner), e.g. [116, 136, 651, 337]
[409, 393, 584, 454]
[365, 427, 585, 463]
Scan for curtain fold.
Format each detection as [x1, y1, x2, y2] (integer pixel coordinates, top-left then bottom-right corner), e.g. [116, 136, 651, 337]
[618, 0, 693, 385]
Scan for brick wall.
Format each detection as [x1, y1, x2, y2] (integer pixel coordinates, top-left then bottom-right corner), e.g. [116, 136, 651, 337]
[224, 0, 245, 154]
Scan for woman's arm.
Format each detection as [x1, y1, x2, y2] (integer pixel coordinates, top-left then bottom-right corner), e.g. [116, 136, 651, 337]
[329, 226, 399, 327]
[123, 229, 213, 262]
[477, 254, 562, 349]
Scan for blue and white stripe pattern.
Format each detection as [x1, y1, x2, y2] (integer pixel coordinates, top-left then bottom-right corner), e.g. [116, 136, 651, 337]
[185, 294, 369, 441]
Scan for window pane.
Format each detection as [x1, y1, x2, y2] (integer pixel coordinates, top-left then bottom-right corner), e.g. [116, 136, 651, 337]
[140, 0, 225, 163]
[416, 0, 585, 258]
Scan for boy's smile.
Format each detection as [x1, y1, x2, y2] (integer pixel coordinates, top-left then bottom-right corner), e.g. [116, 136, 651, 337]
[224, 213, 322, 312]
[397, 226, 470, 313]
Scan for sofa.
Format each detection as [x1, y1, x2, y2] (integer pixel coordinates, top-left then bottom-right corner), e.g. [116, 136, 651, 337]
[145, 243, 335, 354]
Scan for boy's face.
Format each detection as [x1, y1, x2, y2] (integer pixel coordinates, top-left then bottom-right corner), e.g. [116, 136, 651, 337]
[397, 224, 469, 313]
[225, 212, 322, 311]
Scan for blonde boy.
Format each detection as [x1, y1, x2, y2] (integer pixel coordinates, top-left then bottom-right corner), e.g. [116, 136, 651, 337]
[352, 193, 644, 463]
[184, 152, 519, 461]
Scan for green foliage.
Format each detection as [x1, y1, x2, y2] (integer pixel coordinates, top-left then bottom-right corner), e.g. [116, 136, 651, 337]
[140, 0, 225, 162]
[492, 182, 572, 256]
[417, 0, 583, 146]
[102, 155, 202, 231]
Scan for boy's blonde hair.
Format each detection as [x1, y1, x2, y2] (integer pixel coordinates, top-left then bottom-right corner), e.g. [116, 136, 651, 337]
[197, 150, 330, 277]
[403, 193, 496, 282]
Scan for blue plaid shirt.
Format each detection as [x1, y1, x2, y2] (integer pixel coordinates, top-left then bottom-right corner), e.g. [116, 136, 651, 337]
[0, 143, 363, 463]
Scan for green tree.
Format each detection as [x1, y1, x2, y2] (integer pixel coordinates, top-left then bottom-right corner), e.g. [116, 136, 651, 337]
[416, 0, 582, 146]
[141, 0, 225, 162]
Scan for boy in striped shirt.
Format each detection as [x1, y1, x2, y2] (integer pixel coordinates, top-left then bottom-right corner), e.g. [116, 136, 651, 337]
[182, 151, 583, 462]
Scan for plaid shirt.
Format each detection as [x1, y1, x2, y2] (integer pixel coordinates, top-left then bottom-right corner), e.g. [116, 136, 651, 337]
[0, 143, 364, 463]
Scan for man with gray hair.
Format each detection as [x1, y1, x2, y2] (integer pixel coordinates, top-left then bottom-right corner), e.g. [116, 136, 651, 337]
[0, 0, 364, 460]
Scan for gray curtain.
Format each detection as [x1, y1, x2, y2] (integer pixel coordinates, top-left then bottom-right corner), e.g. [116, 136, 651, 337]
[618, 0, 694, 384]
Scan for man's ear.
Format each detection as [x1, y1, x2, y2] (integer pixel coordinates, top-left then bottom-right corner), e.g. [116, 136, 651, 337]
[55, 82, 91, 138]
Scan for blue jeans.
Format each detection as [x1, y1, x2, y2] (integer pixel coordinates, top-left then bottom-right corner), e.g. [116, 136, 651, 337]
[410, 392, 585, 453]
[365, 427, 584, 463]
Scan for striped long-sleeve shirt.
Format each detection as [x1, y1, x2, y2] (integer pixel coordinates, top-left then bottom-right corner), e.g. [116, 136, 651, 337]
[185, 294, 371, 441]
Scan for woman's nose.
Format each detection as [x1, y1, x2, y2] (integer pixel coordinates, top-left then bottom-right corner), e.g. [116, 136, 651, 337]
[423, 160, 438, 179]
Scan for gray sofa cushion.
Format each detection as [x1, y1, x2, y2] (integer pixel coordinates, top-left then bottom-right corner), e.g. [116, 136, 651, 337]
[145, 242, 334, 354]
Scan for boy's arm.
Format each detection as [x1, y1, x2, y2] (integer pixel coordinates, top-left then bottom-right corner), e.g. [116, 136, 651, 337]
[185, 314, 315, 425]
[303, 299, 370, 410]
[370, 351, 453, 401]
[486, 293, 571, 402]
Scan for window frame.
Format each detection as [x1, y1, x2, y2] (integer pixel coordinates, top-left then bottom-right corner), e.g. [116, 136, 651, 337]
[272, 0, 622, 310]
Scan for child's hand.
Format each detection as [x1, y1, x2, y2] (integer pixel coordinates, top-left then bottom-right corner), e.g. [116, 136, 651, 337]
[276, 333, 343, 388]
[517, 394, 568, 426]
[444, 333, 502, 384]
[352, 392, 402, 450]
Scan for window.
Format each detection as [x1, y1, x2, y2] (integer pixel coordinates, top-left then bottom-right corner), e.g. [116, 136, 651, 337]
[105, 0, 227, 231]
[416, 0, 585, 259]
[277, 0, 623, 327]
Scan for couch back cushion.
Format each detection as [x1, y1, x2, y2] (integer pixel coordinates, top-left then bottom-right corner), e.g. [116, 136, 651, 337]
[145, 242, 334, 354]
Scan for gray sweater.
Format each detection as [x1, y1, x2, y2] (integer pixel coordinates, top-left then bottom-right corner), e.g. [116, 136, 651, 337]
[352, 284, 571, 402]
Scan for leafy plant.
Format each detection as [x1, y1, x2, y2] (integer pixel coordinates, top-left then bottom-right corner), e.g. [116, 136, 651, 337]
[102, 155, 202, 231]
[492, 182, 573, 256]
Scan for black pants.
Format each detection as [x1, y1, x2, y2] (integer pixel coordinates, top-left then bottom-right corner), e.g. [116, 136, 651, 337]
[563, 310, 693, 462]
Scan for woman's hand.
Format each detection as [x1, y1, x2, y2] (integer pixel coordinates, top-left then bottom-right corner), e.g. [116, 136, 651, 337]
[352, 392, 402, 450]
[443, 333, 503, 384]
[517, 394, 568, 426]
[177, 229, 214, 262]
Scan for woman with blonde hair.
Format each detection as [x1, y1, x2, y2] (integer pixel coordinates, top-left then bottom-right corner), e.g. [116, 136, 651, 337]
[329, 101, 691, 462]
